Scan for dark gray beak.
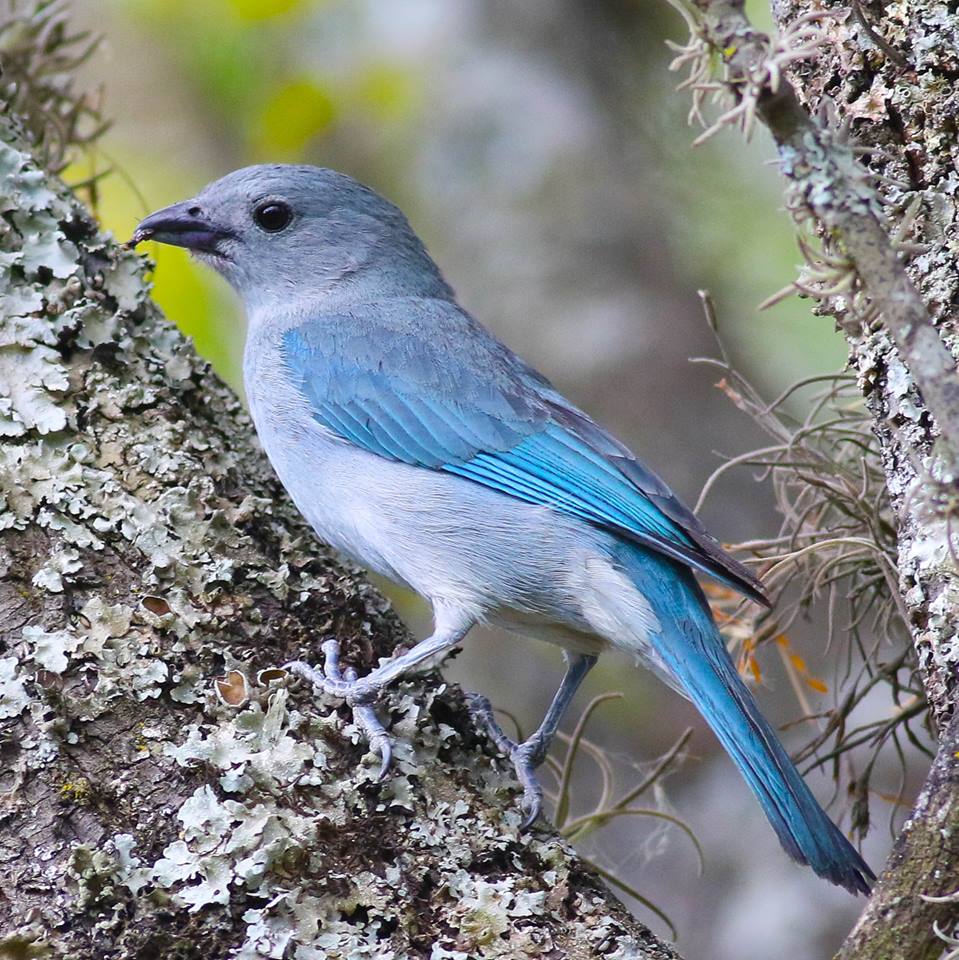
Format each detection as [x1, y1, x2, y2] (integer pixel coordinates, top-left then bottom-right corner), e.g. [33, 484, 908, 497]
[130, 200, 233, 254]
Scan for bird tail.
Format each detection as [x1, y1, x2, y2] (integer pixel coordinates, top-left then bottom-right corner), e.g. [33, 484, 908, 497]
[616, 548, 875, 895]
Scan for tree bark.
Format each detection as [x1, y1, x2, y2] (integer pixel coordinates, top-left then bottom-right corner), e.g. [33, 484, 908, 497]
[677, 1, 959, 957]
[0, 115, 679, 959]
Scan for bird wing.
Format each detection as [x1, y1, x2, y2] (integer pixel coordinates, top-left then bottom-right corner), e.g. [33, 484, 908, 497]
[282, 298, 768, 605]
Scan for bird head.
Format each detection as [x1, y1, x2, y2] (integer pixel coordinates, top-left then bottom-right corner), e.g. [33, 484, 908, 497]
[131, 164, 450, 313]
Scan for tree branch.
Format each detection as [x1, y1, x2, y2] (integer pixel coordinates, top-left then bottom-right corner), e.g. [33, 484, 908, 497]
[689, 0, 959, 483]
[836, 710, 959, 960]
[676, 0, 959, 723]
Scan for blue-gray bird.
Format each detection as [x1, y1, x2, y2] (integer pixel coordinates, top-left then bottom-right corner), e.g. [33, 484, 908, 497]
[132, 164, 873, 895]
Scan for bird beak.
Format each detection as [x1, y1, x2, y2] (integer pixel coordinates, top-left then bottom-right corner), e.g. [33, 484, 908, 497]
[130, 200, 233, 255]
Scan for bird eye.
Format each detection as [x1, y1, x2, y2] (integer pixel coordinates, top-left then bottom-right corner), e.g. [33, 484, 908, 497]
[253, 200, 293, 233]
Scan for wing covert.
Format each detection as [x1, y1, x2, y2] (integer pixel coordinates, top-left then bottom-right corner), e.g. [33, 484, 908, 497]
[281, 298, 767, 604]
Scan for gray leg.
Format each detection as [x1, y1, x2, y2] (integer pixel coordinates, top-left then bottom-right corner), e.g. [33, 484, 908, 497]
[286, 607, 472, 779]
[469, 652, 597, 829]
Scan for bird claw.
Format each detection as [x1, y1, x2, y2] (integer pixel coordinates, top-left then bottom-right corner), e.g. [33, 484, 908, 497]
[467, 693, 546, 831]
[285, 638, 392, 778]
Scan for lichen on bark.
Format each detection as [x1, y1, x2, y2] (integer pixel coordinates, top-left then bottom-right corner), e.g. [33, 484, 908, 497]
[765, 4, 959, 955]
[0, 116, 678, 959]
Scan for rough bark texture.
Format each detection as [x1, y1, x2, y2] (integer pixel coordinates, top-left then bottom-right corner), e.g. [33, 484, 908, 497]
[685, 1, 959, 957]
[0, 115, 679, 960]
[775, 4, 959, 955]
[692, 0, 959, 723]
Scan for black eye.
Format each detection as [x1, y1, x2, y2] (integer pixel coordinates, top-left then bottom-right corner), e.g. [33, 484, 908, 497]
[253, 200, 293, 232]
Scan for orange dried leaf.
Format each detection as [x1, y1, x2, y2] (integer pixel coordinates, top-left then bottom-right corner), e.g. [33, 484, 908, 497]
[736, 637, 762, 683]
[789, 653, 809, 672]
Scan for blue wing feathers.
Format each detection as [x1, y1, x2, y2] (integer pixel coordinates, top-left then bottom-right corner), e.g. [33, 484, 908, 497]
[282, 298, 768, 604]
[314, 402, 376, 452]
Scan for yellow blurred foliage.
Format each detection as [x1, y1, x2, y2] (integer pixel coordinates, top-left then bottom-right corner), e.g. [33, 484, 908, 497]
[227, 0, 304, 19]
[354, 63, 419, 121]
[252, 78, 338, 158]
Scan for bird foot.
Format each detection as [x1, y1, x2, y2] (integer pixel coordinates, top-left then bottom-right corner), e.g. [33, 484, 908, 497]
[285, 638, 393, 779]
[467, 693, 546, 831]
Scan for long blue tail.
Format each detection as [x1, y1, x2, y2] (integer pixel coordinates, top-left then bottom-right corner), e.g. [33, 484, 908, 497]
[620, 546, 874, 895]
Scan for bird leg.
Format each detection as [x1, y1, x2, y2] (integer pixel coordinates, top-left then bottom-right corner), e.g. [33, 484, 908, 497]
[286, 639, 394, 778]
[468, 652, 597, 829]
[285, 614, 471, 780]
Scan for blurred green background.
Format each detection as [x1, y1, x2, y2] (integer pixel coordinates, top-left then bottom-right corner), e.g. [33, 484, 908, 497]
[71, 1, 875, 957]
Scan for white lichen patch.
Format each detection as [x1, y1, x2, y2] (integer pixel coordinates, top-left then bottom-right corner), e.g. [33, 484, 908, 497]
[0, 656, 30, 719]
[781, 0, 959, 718]
[31, 546, 83, 593]
[22, 625, 82, 674]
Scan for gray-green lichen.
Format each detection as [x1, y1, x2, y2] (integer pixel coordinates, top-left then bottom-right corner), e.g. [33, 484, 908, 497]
[0, 116, 677, 959]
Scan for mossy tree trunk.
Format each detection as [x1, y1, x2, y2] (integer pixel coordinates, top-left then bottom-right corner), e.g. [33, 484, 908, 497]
[771, 2, 959, 956]
[770, 0, 959, 737]
[0, 116, 679, 960]
[678, 1, 959, 957]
